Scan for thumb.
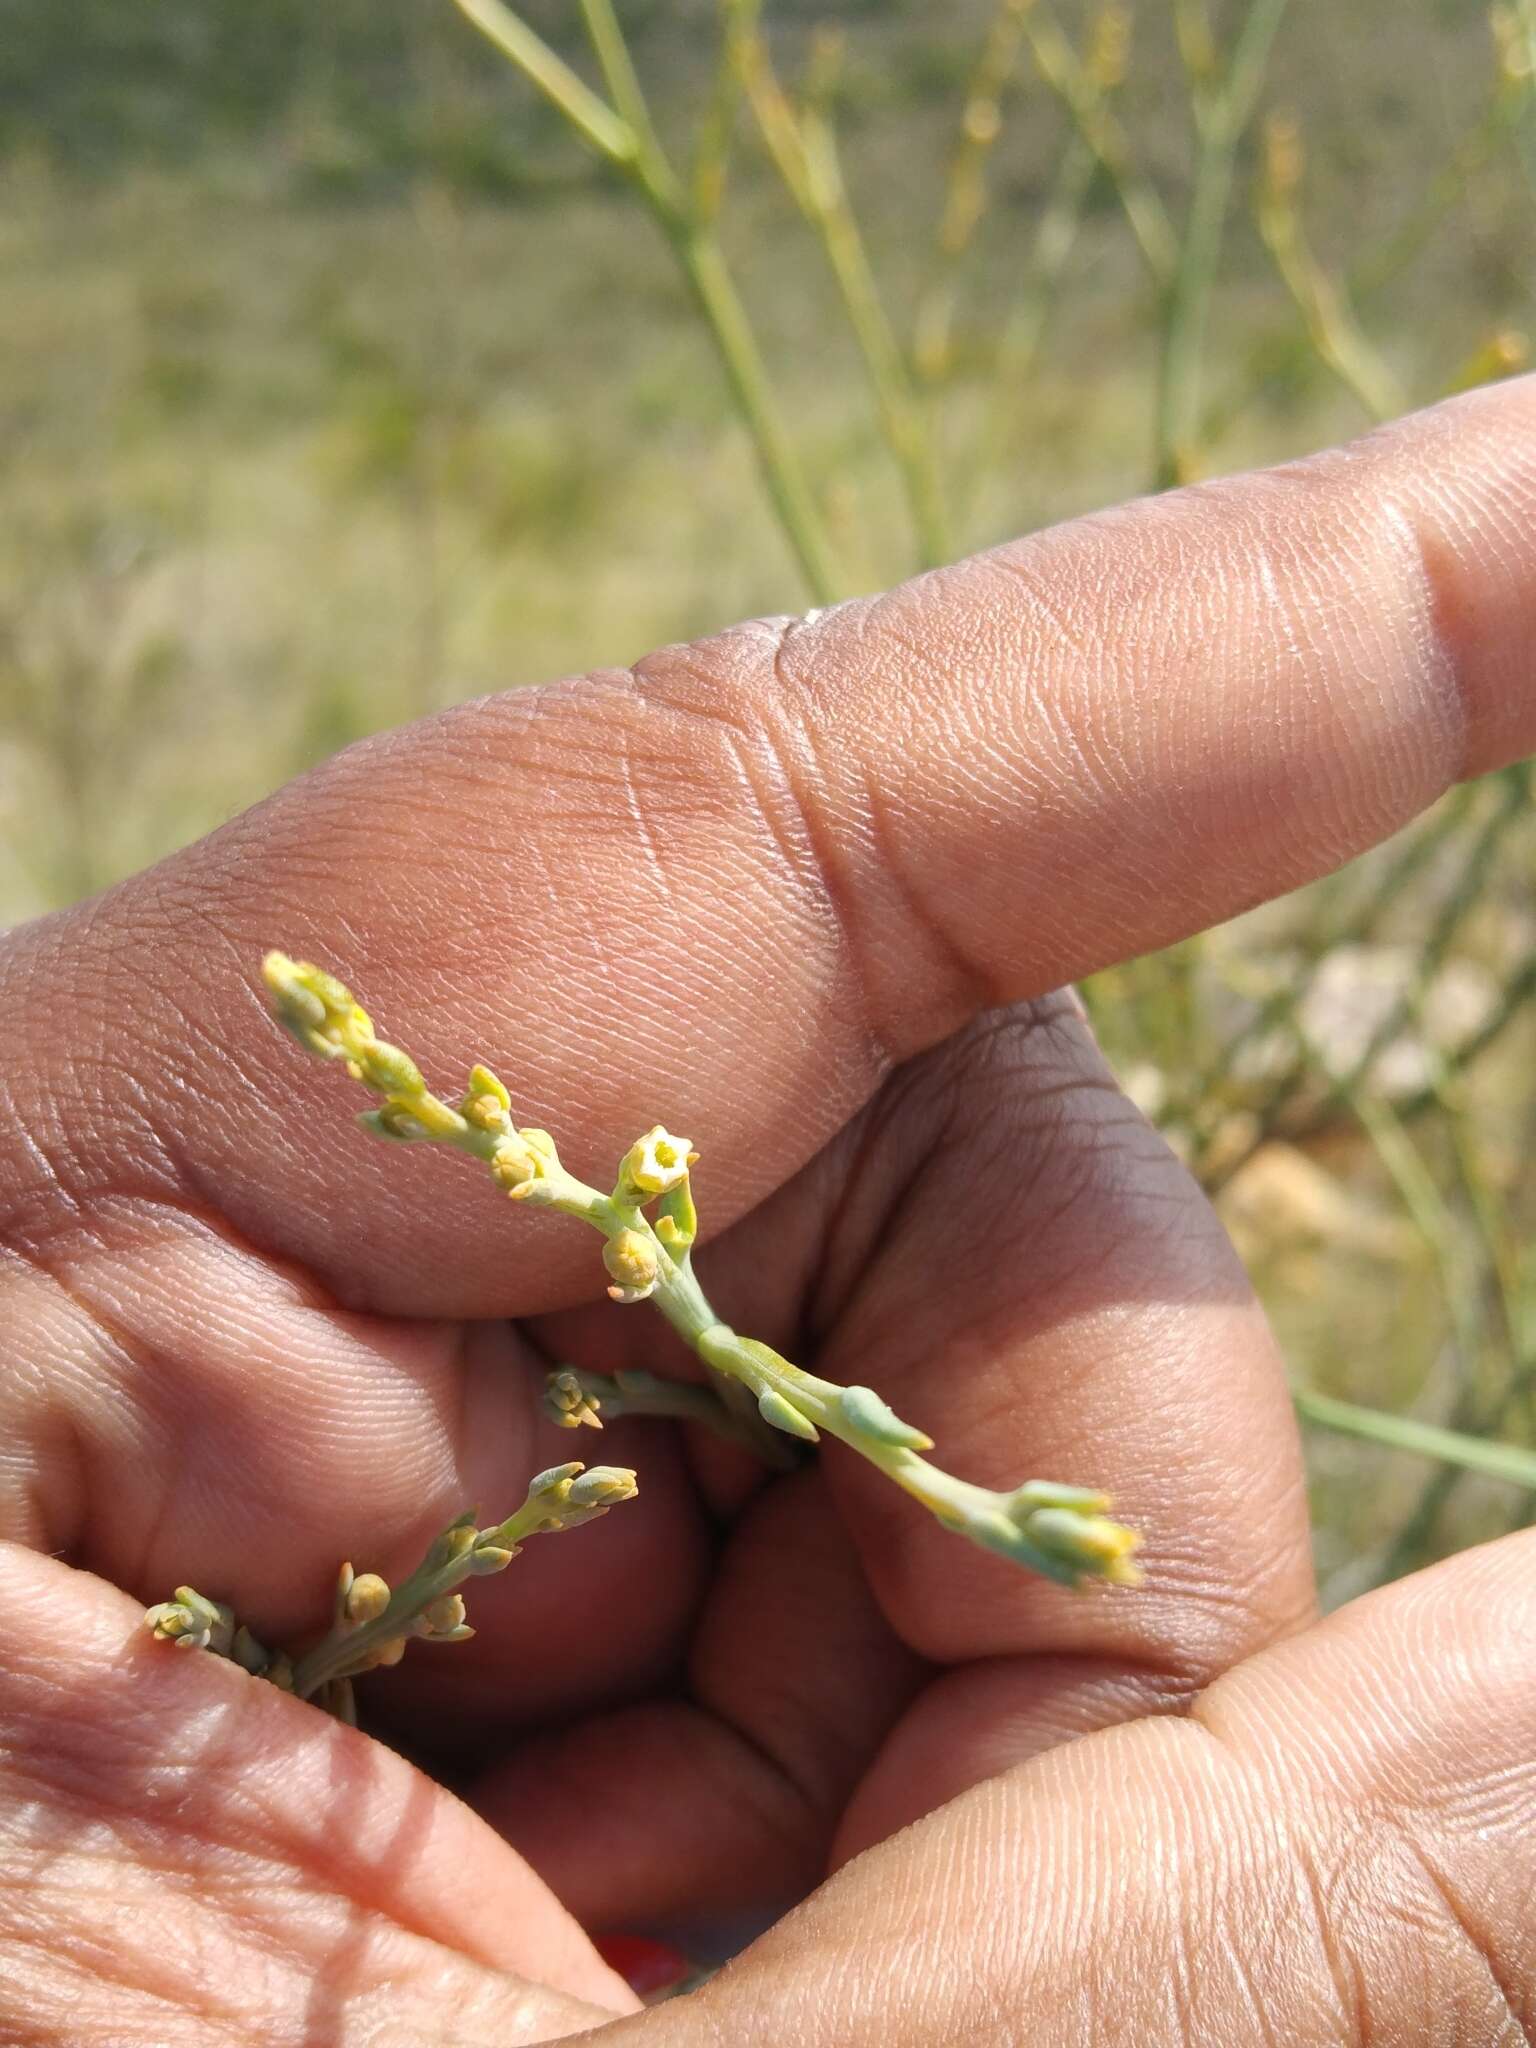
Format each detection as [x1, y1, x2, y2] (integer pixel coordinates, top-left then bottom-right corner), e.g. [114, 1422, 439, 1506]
[0, 1542, 638, 2044]
[614, 1528, 1536, 2045]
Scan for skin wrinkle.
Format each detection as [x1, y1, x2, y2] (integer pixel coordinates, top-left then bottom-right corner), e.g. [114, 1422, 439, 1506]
[636, 625, 898, 1077]
[0, 1558, 633, 2021]
[0, 1240, 149, 1561]
[775, 592, 1035, 1039]
[1383, 1823, 1533, 2043]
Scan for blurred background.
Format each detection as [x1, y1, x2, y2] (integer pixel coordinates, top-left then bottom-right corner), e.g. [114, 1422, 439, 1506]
[3, 0, 1533, 1600]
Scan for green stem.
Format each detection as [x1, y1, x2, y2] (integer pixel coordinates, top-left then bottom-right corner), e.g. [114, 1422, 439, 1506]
[668, 223, 841, 603]
[292, 1545, 475, 1700]
[799, 118, 949, 567]
[1021, 5, 1177, 286]
[447, 0, 635, 163]
[1295, 1389, 1536, 1491]
[451, 0, 840, 604]
[1153, 0, 1290, 488]
[549, 1361, 797, 1466]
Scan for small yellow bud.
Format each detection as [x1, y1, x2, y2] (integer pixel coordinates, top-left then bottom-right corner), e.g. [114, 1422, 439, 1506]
[422, 1592, 467, 1635]
[461, 1092, 512, 1134]
[367, 1635, 409, 1669]
[344, 1572, 392, 1624]
[546, 1368, 604, 1429]
[466, 1063, 512, 1112]
[1025, 1506, 1143, 1587]
[469, 1543, 517, 1573]
[603, 1228, 658, 1301]
[567, 1464, 640, 1509]
[490, 1135, 542, 1193]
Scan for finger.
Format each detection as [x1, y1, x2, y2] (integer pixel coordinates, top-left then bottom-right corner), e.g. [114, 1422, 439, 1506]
[784, 999, 1314, 1851]
[0, 1544, 636, 2044]
[763, 374, 1536, 1050]
[6, 383, 1536, 1316]
[613, 1528, 1536, 2048]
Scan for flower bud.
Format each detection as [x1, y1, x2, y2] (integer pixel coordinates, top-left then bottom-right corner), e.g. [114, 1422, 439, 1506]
[527, 1461, 583, 1501]
[546, 1368, 604, 1430]
[469, 1543, 517, 1573]
[490, 1135, 542, 1193]
[839, 1384, 932, 1450]
[344, 1572, 392, 1624]
[757, 1388, 820, 1442]
[461, 1092, 512, 1134]
[1023, 1506, 1143, 1587]
[262, 952, 347, 1059]
[603, 1228, 658, 1302]
[465, 1063, 512, 1112]
[422, 1592, 467, 1635]
[567, 1465, 639, 1509]
[144, 1586, 234, 1657]
[423, 1517, 479, 1572]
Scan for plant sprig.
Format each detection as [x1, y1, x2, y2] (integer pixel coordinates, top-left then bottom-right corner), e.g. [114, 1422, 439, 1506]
[146, 1460, 640, 1719]
[262, 951, 1143, 1590]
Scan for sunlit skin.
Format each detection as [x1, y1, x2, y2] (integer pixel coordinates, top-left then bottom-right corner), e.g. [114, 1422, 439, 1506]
[1, 379, 1535, 2043]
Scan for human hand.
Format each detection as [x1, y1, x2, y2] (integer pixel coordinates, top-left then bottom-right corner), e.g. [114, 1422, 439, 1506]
[2, 380, 1534, 2044]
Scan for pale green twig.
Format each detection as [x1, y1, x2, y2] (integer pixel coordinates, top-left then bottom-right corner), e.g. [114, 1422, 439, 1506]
[1295, 1388, 1536, 1491]
[263, 952, 1143, 1590]
[1256, 113, 1402, 422]
[546, 1363, 797, 1467]
[146, 1462, 639, 1708]
[730, 13, 949, 567]
[1020, 0, 1177, 286]
[449, 0, 840, 604]
[292, 1462, 638, 1698]
[912, 0, 1032, 388]
[1153, 0, 1291, 488]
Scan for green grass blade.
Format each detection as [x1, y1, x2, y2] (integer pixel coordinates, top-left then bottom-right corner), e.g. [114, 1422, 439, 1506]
[1295, 1389, 1536, 1490]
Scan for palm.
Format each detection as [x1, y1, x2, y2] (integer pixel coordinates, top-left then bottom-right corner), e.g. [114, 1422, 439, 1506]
[43, 983, 1306, 1963]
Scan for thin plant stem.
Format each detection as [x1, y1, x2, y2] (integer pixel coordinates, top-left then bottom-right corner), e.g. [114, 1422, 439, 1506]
[732, 16, 949, 566]
[1153, 0, 1291, 488]
[449, 0, 635, 163]
[1295, 1388, 1536, 1491]
[912, 0, 1031, 388]
[1256, 115, 1402, 421]
[450, 0, 841, 603]
[262, 954, 1144, 1590]
[993, 131, 1097, 387]
[1020, 1, 1176, 286]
